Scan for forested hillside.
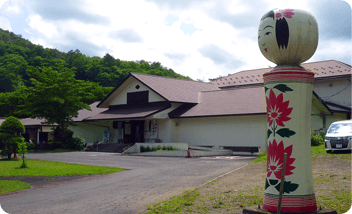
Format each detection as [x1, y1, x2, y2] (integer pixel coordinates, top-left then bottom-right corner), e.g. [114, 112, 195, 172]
[0, 28, 191, 118]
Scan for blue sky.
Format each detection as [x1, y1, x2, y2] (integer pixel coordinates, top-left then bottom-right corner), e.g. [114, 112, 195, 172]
[0, 0, 351, 81]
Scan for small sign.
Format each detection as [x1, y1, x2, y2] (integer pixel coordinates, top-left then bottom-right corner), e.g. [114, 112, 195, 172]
[336, 144, 342, 149]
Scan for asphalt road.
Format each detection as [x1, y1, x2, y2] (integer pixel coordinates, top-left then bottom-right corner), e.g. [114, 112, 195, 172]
[0, 152, 256, 214]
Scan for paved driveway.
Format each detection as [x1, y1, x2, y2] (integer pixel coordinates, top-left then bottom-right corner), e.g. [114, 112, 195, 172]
[0, 152, 255, 214]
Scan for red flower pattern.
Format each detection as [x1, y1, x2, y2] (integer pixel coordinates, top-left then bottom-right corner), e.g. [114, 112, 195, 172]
[266, 89, 292, 127]
[275, 9, 295, 19]
[267, 139, 296, 179]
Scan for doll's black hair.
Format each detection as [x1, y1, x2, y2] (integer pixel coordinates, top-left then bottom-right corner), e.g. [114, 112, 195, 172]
[276, 18, 289, 49]
[261, 10, 289, 49]
[260, 10, 275, 21]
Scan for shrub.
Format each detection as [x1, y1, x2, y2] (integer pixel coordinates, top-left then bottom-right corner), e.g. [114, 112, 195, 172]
[0, 116, 25, 134]
[48, 140, 61, 149]
[73, 137, 85, 150]
[52, 128, 84, 151]
[25, 142, 35, 150]
[311, 131, 324, 146]
[319, 131, 326, 140]
[0, 116, 25, 159]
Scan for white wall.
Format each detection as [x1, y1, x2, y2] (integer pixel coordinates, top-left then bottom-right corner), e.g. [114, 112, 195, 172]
[157, 119, 173, 143]
[314, 78, 351, 109]
[311, 114, 323, 131]
[175, 115, 267, 150]
[110, 78, 165, 105]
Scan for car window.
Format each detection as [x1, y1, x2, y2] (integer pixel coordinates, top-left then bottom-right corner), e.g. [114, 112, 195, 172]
[328, 123, 352, 134]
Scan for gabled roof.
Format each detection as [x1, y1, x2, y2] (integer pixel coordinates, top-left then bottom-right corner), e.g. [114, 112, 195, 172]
[97, 73, 220, 107]
[324, 101, 351, 113]
[73, 101, 107, 121]
[168, 88, 332, 118]
[212, 60, 351, 88]
[84, 102, 171, 121]
[312, 91, 333, 115]
[20, 117, 53, 126]
[169, 86, 267, 118]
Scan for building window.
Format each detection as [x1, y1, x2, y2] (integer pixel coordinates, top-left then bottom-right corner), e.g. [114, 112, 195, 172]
[127, 91, 148, 104]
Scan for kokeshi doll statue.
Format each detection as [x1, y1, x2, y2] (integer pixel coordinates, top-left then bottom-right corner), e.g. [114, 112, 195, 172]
[258, 9, 318, 212]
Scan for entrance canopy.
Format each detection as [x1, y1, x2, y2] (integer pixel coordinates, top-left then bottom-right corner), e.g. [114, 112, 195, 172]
[83, 102, 171, 121]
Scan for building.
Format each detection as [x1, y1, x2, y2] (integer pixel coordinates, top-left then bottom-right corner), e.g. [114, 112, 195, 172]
[6, 60, 350, 152]
[76, 60, 350, 152]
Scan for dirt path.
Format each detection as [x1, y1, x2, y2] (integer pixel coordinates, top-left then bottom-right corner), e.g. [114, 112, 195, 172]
[143, 153, 351, 213]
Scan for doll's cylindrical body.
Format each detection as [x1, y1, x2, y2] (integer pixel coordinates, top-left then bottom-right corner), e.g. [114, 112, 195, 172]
[262, 66, 317, 212]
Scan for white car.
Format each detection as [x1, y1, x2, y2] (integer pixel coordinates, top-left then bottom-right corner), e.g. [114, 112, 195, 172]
[325, 120, 352, 153]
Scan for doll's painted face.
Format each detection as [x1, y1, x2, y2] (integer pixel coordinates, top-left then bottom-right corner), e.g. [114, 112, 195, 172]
[258, 16, 276, 57]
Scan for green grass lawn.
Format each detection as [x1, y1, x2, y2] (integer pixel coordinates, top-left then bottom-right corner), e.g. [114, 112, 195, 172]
[0, 158, 125, 177]
[0, 180, 31, 194]
[0, 158, 126, 195]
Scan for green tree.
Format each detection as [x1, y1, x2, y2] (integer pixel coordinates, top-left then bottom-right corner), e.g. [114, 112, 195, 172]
[81, 81, 114, 104]
[0, 116, 25, 159]
[102, 53, 116, 67]
[71, 53, 88, 80]
[18, 65, 92, 145]
[86, 60, 102, 82]
[0, 67, 23, 92]
[0, 87, 29, 117]
[0, 53, 28, 91]
[18, 141, 28, 168]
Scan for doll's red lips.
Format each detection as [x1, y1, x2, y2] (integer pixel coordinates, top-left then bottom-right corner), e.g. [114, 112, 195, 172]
[264, 48, 268, 52]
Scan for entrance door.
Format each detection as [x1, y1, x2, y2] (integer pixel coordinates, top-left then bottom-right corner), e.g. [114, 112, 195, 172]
[123, 120, 145, 143]
[38, 132, 49, 144]
[133, 120, 145, 143]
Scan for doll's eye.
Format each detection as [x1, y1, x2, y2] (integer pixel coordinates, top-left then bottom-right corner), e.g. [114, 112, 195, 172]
[265, 32, 272, 35]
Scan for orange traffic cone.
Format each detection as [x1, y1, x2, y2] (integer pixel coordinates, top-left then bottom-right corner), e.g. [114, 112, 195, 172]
[13, 153, 18, 158]
[186, 147, 191, 158]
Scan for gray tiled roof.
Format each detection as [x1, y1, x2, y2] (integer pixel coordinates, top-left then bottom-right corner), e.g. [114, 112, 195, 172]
[73, 101, 107, 121]
[212, 60, 351, 88]
[132, 73, 220, 103]
[20, 117, 53, 126]
[170, 86, 267, 118]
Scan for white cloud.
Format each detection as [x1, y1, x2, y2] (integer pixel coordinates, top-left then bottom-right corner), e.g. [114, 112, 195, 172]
[27, 14, 59, 38]
[9, 0, 350, 81]
[311, 39, 352, 64]
[0, 16, 12, 31]
[1, 2, 21, 14]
